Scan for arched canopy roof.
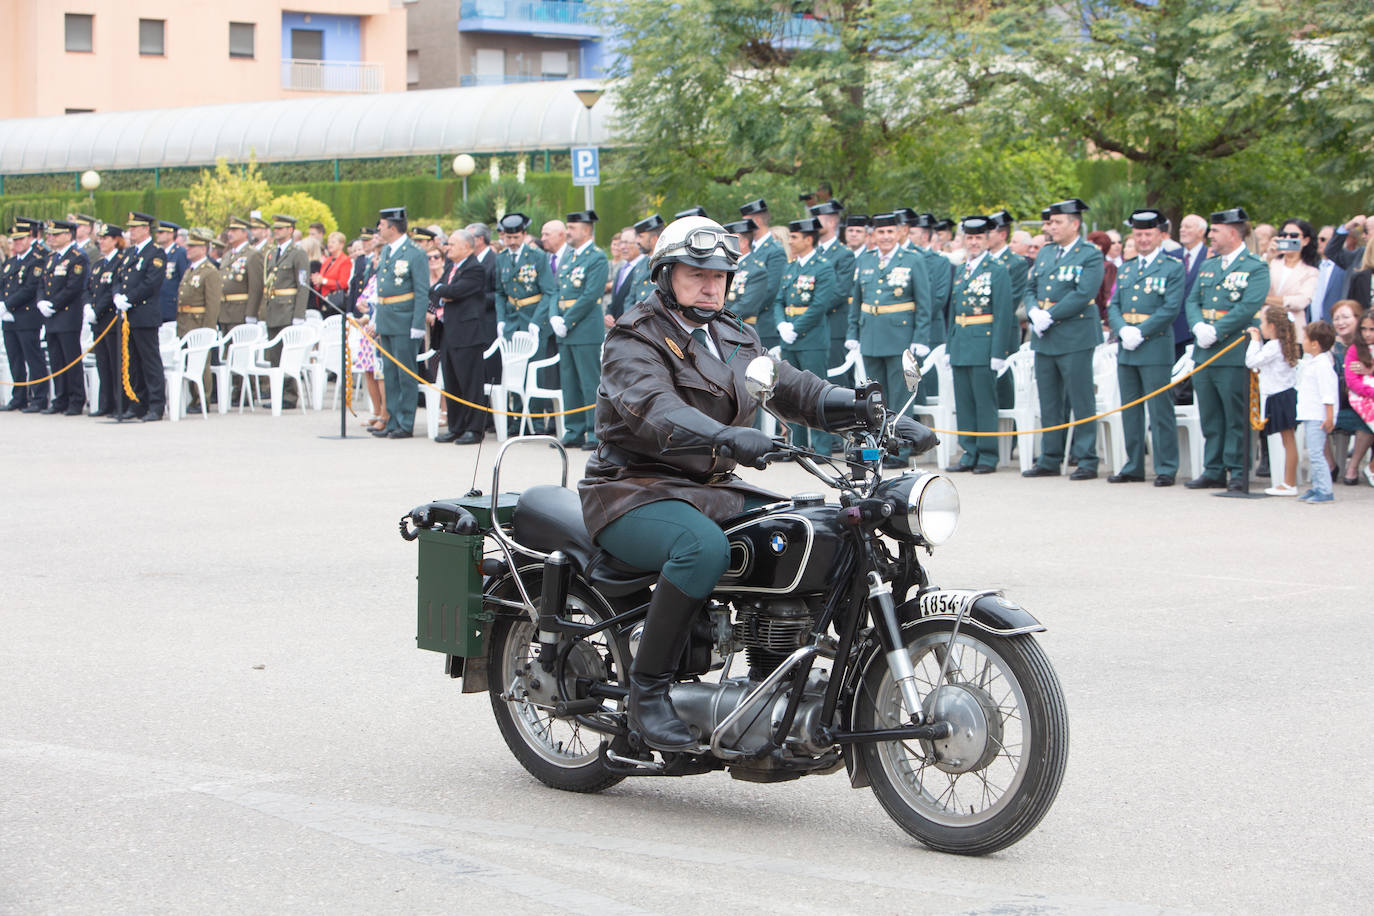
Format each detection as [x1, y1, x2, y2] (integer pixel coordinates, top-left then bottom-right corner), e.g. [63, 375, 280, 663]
[0, 80, 618, 175]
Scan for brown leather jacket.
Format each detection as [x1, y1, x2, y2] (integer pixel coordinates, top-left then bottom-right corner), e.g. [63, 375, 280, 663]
[579, 291, 830, 542]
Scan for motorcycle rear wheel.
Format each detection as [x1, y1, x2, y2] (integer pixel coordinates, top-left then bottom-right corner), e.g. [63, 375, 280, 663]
[855, 622, 1068, 855]
[487, 578, 626, 793]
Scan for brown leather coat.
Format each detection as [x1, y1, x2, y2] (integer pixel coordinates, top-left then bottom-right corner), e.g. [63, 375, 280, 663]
[579, 291, 830, 542]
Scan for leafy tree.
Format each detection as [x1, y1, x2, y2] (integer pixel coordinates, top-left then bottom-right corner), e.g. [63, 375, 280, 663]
[182, 156, 272, 230]
[453, 176, 560, 230]
[262, 192, 338, 236]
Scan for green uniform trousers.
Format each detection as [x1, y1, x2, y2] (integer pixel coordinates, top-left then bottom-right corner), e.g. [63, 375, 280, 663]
[597, 497, 773, 598]
[560, 341, 601, 445]
[379, 333, 419, 435]
[1118, 362, 1179, 478]
[952, 365, 1000, 469]
[1193, 364, 1249, 478]
[1034, 348, 1098, 472]
[780, 346, 834, 454]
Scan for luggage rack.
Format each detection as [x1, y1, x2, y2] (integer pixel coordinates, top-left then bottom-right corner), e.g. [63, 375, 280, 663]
[488, 435, 570, 619]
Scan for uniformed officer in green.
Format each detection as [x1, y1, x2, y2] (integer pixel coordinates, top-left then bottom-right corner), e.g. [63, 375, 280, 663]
[495, 211, 554, 338]
[175, 230, 223, 336]
[369, 206, 430, 438]
[1183, 207, 1270, 491]
[846, 212, 931, 467]
[262, 214, 311, 346]
[808, 200, 855, 385]
[986, 209, 1028, 408]
[549, 209, 608, 450]
[219, 216, 264, 332]
[773, 217, 839, 454]
[908, 212, 951, 403]
[1022, 198, 1106, 479]
[731, 199, 786, 350]
[624, 214, 664, 312]
[946, 216, 1016, 473]
[1105, 209, 1185, 486]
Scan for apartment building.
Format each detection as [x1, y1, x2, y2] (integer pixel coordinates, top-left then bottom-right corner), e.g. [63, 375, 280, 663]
[0, 1, 409, 118]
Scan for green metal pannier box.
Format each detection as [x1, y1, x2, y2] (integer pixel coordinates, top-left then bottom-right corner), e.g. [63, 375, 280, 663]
[411, 494, 521, 658]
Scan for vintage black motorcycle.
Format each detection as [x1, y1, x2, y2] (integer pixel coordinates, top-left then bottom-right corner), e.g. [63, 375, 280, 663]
[403, 354, 1068, 855]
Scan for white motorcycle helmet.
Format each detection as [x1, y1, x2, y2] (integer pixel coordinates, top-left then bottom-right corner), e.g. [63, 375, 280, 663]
[649, 216, 742, 322]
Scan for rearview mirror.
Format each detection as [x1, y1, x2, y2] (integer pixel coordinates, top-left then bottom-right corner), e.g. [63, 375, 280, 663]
[901, 348, 923, 391]
[745, 355, 778, 403]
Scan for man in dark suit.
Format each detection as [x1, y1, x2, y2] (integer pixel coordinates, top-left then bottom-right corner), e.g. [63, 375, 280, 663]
[1165, 213, 1211, 354]
[1311, 224, 1346, 321]
[466, 222, 502, 389]
[433, 230, 491, 445]
[37, 220, 91, 414]
[1325, 214, 1367, 303]
[347, 227, 376, 314]
[114, 212, 168, 421]
[608, 224, 647, 323]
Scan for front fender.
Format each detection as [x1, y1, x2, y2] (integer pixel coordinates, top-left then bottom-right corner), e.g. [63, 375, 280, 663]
[841, 588, 1044, 788]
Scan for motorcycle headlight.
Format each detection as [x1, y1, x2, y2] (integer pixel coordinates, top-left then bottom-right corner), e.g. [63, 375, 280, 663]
[878, 471, 960, 545]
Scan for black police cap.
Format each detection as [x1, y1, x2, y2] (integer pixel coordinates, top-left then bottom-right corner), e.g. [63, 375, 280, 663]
[1125, 209, 1167, 230]
[870, 212, 900, 228]
[566, 209, 598, 224]
[497, 212, 531, 233]
[633, 214, 665, 233]
[1045, 198, 1089, 217]
[1210, 207, 1249, 225]
[808, 200, 843, 216]
[738, 199, 768, 217]
[986, 209, 1015, 230]
[845, 214, 870, 228]
[673, 206, 708, 220]
[960, 215, 991, 235]
[721, 219, 756, 235]
[789, 217, 822, 234]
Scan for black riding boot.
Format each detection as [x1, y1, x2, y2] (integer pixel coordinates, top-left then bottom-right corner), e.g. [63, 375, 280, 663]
[628, 578, 703, 752]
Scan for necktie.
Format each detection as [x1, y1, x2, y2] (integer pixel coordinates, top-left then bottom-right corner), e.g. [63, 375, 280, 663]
[1183, 251, 1191, 274]
[550, 253, 558, 274]
[615, 260, 632, 292]
[690, 327, 711, 356]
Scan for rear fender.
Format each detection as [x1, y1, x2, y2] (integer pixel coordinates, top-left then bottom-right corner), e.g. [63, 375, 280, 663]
[841, 589, 1044, 788]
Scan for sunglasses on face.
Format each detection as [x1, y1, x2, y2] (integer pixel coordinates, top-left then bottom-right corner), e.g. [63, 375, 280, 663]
[1278, 232, 1301, 239]
[427, 254, 442, 261]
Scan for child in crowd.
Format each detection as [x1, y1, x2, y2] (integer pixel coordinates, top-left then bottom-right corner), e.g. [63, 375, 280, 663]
[1297, 320, 1339, 502]
[1246, 305, 1301, 496]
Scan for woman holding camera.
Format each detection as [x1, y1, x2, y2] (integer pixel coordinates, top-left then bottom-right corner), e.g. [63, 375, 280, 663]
[1266, 218, 1319, 340]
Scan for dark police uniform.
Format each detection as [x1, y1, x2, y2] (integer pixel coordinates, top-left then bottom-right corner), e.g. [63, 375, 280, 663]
[947, 230, 1016, 472]
[1023, 200, 1106, 476]
[1, 221, 46, 411]
[39, 225, 91, 413]
[115, 213, 167, 419]
[86, 239, 125, 417]
[156, 222, 189, 323]
[1106, 212, 1185, 483]
[772, 223, 837, 453]
[1183, 209, 1269, 484]
[554, 211, 609, 448]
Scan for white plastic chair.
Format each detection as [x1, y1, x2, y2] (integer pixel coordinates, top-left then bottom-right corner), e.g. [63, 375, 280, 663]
[1171, 345, 1204, 480]
[214, 323, 268, 414]
[80, 320, 98, 412]
[307, 314, 343, 410]
[996, 346, 1040, 472]
[910, 345, 954, 470]
[164, 327, 219, 421]
[305, 309, 323, 326]
[1093, 343, 1127, 474]
[520, 350, 566, 440]
[253, 324, 318, 416]
[827, 347, 868, 385]
[414, 349, 444, 440]
[478, 332, 539, 442]
[0, 326, 12, 404]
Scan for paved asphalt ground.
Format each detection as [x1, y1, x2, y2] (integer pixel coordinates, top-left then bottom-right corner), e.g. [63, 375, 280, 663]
[2, 401, 1369, 914]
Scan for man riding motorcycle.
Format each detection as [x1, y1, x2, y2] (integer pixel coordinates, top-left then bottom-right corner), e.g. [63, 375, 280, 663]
[579, 216, 937, 752]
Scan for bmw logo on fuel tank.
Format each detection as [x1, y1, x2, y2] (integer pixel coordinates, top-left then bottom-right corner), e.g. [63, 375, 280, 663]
[769, 533, 787, 554]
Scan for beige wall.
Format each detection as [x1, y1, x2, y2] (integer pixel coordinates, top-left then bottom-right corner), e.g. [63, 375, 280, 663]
[404, 0, 582, 89]
[0, 0, 407, 118]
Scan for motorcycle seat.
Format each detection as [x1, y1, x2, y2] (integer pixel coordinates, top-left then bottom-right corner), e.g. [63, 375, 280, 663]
[511, 486, 657, 597]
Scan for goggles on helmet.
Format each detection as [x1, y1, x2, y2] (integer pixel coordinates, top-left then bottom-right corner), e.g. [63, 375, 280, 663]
[660, 227, 741, 261]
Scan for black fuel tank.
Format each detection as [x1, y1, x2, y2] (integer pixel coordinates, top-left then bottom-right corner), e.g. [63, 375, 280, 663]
[715, 504, 847, 595]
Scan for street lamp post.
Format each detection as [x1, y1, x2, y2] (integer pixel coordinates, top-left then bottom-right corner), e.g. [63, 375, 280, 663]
[573, 88, 603, 211]
[452, 154, 476, 201]
[80, 170, 101, 209]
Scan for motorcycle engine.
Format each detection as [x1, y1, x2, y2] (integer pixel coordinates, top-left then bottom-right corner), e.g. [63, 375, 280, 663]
[736, 598, 815, 679]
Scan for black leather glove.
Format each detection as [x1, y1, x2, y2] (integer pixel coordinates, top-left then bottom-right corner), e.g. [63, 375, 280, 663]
[713, 426, 776, 469]
[893, 415, 938, 455]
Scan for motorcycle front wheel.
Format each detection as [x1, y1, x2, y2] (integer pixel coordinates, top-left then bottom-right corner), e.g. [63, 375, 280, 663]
[487, 576, 626, 793]
[854, 622, 1068, 855]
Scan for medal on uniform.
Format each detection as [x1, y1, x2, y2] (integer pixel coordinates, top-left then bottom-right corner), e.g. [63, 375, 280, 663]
[665, 337, 685, 359]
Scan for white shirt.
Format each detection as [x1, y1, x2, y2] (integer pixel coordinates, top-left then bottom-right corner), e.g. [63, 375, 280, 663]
[964, 252, 986, 275]
[1296, 350, 1338, 422]
[571, 239, 594, 258]
[1244, 338, 1297, 400]
[796, 249, 817, 268]
[987, 244, 1009, 261]
[1183, 242, 1206, 267]
[1220, 246, 1242, 271]
[387, 236, 406, 257]
[1059, 237, 1079, 257]
[669, 310, 720, 359]
[1137, 249, 1159, 272]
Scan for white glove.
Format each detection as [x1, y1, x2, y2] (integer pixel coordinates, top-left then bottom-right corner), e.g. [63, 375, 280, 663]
[292, 317, 305, 326]
[990, 357, 1007, 373]
[496, 321, 505, 337]
[409, 327, 426, 340]
[37, 300, 55, 318]
[1028, 307, 1053, 335]
[1192, 322, 1217, 348]
[113, 293, 130, 312]
[910, 343, 930, 358]
[83, 304, 95, 324]
[550, 315, 568, 338]
[527, 323, 540, 337]
[778, 322, 798, 345]
[844, 338, 859, 351]
[245, 316, 259, 324]
[0, 304, 11, 322]
[1119, 326, 1144, 350]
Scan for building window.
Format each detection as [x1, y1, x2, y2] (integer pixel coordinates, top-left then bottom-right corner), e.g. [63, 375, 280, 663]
[541, 51, 570, 80]
[291, 28, 324, 60]
[139, 19, 165, 56]
[407, 50, 419, 86]
[229, 22, 255, 59]
[65, 13, 93, 53]
[65, 108, 94, 115]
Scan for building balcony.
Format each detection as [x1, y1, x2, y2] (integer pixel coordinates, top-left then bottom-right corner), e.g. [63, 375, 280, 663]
[281, 59, 385, 93]
[458, 72, 573, 87]
[458, 0, 602, 39]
